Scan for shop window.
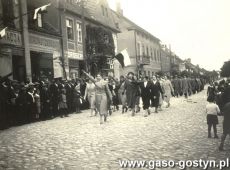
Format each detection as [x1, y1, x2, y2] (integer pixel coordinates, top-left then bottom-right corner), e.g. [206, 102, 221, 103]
[66, 18, 74, 40]
[76, 22, 82, 43]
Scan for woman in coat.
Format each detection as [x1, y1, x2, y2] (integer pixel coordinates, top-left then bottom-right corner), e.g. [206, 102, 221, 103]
[162, 76, 174, 108]
[83, 71, 112, 124]
[73, 79, 82, 114]
[84, 79, 96, 117]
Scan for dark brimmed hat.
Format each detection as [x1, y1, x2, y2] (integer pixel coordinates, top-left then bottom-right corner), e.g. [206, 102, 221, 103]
[127, 72, 134, 76]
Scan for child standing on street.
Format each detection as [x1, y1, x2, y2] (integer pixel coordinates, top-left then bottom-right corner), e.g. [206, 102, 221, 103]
[206, 96, 220, 138]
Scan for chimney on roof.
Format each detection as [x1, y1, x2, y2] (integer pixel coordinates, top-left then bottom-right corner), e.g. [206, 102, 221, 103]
[116, 0, 123, 15]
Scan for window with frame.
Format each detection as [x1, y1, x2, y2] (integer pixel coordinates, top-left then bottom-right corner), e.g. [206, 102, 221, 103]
[1, 0, 14, 27]
[37, 13, 42, 27]
[154, 49, 157, 61]
[101, 5, 105, 16]
[150, 48, 153, 60]
[105, 7, 108, 17]
[142, 45, 145, 56]
[137, 42, 141, 56]
[76, 22, 82, 43]
[146, 46, 149, 56]
[66, 19, 74, 40]
[0, 0, 2, 20]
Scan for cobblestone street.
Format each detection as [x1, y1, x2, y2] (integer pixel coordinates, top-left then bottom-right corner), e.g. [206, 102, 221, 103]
[0, 88, 229, 170]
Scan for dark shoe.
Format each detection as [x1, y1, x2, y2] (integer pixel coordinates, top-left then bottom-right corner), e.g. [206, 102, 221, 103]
[214, 135, 219, 139]
[219, 146, 224, 151]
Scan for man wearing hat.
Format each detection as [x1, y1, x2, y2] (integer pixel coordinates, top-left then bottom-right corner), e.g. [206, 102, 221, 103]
[40, 82, 51, 120]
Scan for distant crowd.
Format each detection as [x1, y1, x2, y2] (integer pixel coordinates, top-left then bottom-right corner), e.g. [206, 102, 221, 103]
[0, 71, 208, 128]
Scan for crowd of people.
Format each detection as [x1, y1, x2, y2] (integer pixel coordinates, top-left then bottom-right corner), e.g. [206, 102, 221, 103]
[0, 77, 87, 130]
[2, 71, 230, 152]
[205, 78, 230, 151]
[0, 71, 207, 128]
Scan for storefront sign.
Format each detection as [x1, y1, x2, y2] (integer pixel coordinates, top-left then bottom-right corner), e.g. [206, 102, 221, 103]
[67, 51, 83, 60]
[0, 30, 22, 46]
[29, 33, 61, 51]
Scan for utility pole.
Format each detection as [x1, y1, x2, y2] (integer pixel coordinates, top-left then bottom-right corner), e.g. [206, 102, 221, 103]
[58, 0, 67, 80]
[20, 0, 32, 82]
[81, 0, 87, 72]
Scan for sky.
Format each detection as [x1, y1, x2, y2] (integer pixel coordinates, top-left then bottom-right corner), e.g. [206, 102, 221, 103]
[107, 0, 230, 71]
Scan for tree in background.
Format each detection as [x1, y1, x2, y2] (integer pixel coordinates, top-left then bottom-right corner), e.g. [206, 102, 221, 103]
[220, 60, 230, 77]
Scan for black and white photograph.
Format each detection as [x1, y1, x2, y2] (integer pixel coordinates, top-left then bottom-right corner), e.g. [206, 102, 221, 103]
[0, 0, 230, 169]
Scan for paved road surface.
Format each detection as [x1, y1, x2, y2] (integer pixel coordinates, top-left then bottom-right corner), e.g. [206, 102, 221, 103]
[0, 88, 229, 170]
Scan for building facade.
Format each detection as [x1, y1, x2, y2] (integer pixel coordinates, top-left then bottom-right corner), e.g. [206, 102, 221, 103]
[0, 0, 24, 81]
[160, 45, 171, 74]
[112, 7, 162, 78]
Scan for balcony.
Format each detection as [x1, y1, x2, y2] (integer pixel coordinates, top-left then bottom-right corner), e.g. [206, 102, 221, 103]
[137, 55, 150, 65]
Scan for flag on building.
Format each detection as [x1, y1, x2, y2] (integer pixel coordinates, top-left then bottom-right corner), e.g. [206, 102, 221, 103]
[0, 27, 7, 38]
[113, 49, 131, 68]
[33, 3, 51, 20]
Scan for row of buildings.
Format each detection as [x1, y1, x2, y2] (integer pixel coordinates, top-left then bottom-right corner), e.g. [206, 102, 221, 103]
[0, 0, 204, 82]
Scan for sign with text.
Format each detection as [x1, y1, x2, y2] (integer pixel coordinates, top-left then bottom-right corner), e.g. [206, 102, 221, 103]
[0, 30, 22, 46]
[67, 51, 83, 60]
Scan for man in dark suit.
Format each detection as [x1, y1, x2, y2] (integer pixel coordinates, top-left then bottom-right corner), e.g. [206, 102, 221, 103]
[140, 76, 151, 117]
[49, 79, 60, 118]
[171, 75, 181, 97]
[150, 75, 164, 113]
[40, 83, 51, 120]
